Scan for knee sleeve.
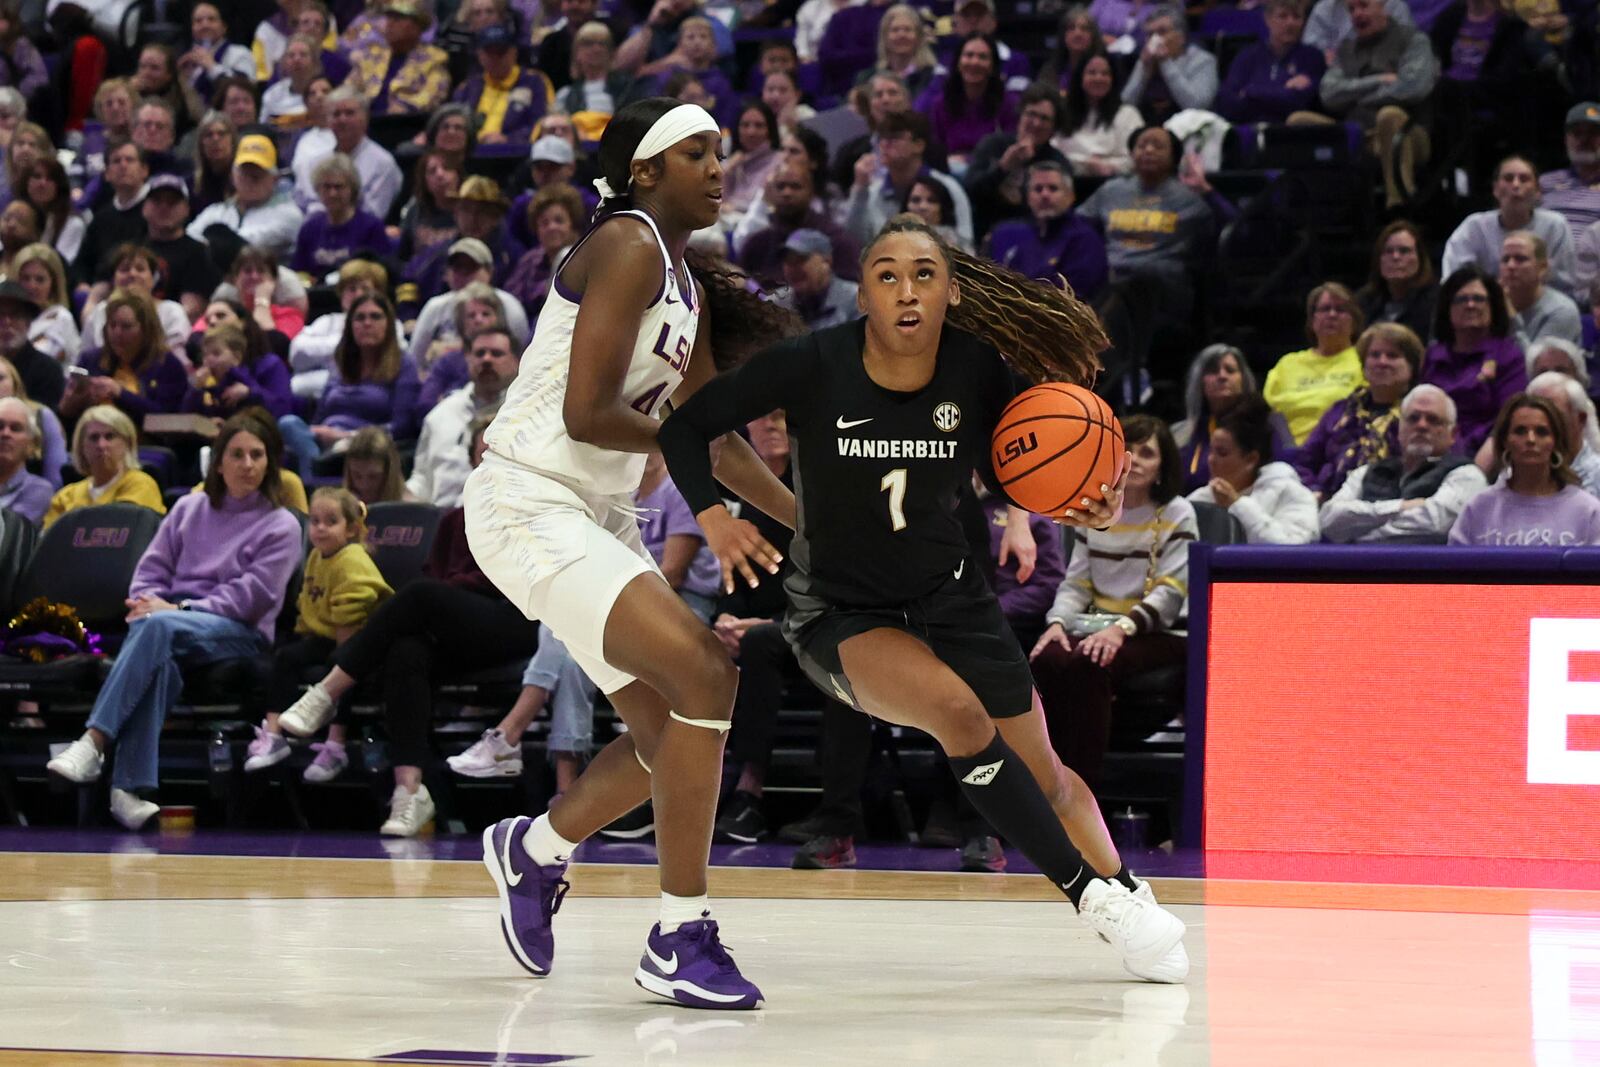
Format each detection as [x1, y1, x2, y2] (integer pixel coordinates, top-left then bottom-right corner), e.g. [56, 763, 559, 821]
[669, 709, 733, 733]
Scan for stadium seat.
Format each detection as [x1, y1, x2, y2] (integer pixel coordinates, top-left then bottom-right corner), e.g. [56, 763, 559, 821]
[363, 502, 442, 590]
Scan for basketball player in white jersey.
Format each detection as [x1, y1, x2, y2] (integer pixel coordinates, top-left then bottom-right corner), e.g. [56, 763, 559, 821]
[463, 99, 794, 1010]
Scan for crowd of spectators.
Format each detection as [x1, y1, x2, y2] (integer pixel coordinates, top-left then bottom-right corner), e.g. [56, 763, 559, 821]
[9, 0, 1600, 856]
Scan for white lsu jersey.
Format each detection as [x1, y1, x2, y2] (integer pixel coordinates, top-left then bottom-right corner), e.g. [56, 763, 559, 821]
[483, 209, 700, 497]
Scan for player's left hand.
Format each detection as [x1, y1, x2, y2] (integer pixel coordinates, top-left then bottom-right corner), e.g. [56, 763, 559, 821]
[1058, 450, 1129, 530]
[997, 506, 1036, 582]
[698, 504, 784, 594]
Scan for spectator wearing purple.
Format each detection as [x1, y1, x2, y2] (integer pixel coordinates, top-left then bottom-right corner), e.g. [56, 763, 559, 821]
[0, 0, 47, 105]
[1421, 266, 1527, 454]
[506, 136, 600, 251]
[43, 413, 302, 831]
[182, 321, 294, 421]
[1450, 393, 1600, 545]
[915, 34, 1019, 162]
[451, 25, 552, 151]
[1089, 0, 1164, 46]
[0, 395, 52, 524]
[62, 289, 187, 426]
[278, 294, 420, 479]
[1039, 7, 1105, 94]
[176, 2, 255, 103]
[290, 155, 395, 280]
[1123, 7, 1219, 124]
[846, 3, 939, 102]
[504, 184, 583, 319]
[985, 161, 1108, 302]
[291, 88, 403, 223]
[635, 450, 721, 621]
[1294, 322, 1421, 499]
[637, 17, 737, 127]
[739, 162, 860, 288]
[1540, 103, 1600, 243]
[981, 491, 1066, 646]
[1216, 0, 1326, 125]
[1429, 0, 1525, 104]
[939, 0, 1033, 93]
[399, 177, 524, 322]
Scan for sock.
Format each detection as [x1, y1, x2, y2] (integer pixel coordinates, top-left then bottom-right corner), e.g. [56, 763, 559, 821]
[1113, 864, 1141, 893]
[948, 731, 1098, 908]
[659, 892, 710, 932]
[522, 812, 579, 867]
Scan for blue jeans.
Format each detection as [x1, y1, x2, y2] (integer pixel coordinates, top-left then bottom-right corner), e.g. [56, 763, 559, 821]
[522, 623, 597, 760]
[87, 611, 265, 791]
[277, 414, 319, 481]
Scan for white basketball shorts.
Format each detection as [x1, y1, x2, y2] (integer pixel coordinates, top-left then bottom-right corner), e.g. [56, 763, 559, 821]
[463, 452, 660, 694]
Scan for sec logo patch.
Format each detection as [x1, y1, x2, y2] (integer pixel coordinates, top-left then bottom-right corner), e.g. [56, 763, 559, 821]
[933, 402, 960, 432]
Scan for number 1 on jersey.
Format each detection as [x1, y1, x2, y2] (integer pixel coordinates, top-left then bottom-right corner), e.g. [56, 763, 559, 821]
[880, 468, 908, 531]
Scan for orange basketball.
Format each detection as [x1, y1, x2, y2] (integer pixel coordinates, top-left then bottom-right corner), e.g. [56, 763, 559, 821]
[990, 383, 1125, 517]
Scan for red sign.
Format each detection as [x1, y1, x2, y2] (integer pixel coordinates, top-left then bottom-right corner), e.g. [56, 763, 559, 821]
[1204, 582, 1600, 888]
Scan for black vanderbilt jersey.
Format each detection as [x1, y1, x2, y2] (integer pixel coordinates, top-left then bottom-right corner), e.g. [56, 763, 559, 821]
[663, 319, 1017, 608]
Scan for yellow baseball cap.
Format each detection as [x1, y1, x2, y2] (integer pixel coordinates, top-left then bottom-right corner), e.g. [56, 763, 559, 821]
[234, 134, 278, 171]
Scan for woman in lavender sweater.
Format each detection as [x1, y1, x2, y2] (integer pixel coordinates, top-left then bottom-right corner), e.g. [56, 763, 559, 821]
[1419, 266, 1526, 455]
[44, 412, 303, 829]
[277, 293, 419, 479]
[1450, 394, 1600, 546]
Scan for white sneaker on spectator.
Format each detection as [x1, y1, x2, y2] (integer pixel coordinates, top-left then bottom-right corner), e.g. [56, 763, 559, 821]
[379, 784, 435, 836]
[109, 788, 158, 831]
[446, 728, 523, 778]
[279, 684, 336, 737]
[303, 740, 348, 783]
[1078, 878, 1188, 983]
[47, 733, 103, 783]
[243, 722, 291, 772]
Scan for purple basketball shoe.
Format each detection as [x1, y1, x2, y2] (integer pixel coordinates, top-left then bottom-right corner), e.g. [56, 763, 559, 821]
[482, 816, 570, 976]
[634, 919, 764, 1010]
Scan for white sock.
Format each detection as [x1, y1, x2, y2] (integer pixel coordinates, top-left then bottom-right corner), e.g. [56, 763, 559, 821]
[522, 812, 578, 866]
[659, 892, 710, 932]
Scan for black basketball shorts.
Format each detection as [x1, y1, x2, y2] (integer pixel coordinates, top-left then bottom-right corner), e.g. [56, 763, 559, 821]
[781, 567, 1036, 720]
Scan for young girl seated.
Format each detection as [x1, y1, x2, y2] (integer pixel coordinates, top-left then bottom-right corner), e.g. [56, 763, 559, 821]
[244, 486, 392, 781]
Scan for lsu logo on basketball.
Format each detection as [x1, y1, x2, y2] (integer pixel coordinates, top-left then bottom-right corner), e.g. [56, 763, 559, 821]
[932, 402, 961, 432]
[997, 432, 1038, 467]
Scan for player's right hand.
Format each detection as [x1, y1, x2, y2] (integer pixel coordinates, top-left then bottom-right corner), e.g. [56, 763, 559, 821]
[698, 504, 784, 594]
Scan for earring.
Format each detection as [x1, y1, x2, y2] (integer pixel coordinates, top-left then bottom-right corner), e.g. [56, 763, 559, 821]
[1552, 451, 1566, 470]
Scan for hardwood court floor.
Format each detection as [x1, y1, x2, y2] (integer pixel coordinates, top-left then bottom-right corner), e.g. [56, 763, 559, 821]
[2, 850, 1598, 1066]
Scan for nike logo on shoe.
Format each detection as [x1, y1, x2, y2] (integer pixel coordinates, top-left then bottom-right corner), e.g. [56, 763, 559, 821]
[645, 944, 679, 974]
[501, 823, 523, 887]
[836, 417, 873, 429]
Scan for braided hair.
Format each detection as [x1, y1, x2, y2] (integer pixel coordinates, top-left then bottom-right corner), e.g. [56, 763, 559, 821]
[867, 215, 1105, 386]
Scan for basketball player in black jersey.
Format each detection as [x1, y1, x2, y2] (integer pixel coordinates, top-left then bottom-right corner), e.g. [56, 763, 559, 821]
[659, 217, 1189, 982]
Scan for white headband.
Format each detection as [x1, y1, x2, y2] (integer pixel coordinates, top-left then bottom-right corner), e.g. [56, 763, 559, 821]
[593, 104, 720, 201]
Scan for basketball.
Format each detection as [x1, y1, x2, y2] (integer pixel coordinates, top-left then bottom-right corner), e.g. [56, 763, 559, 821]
[990, 383, 1125, 517]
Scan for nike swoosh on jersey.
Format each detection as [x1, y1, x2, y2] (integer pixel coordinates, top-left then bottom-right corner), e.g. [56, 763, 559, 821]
[836, 417, 874, 429]
[645, 944, 679, 974]
[501, 826, 523, 887]
[954, 560, 965, 579]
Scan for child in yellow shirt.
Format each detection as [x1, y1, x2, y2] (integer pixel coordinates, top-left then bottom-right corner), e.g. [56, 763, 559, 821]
[244, 487, 392, 781]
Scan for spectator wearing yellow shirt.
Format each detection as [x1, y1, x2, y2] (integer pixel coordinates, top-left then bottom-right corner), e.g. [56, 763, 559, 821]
[1264, 281, 1367, 443]
[347, 0, 452, 117]
[43, 405, 165, 528]
[245, 486, 393, 783]
[450, 25, 554, 150]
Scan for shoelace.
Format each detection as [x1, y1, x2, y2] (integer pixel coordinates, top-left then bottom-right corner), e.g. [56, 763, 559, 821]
[687, 920, 738, 973]
[247, 723, 275, 755]
[1096, 888, 1143, 940]
[543, 877, 570, 917]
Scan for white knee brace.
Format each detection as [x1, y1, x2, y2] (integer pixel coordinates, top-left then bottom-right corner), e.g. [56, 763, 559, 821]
[669, 710, 733, 733]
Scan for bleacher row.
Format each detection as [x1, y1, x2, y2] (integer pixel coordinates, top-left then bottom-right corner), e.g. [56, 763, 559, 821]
[0, 493, 1247, 834]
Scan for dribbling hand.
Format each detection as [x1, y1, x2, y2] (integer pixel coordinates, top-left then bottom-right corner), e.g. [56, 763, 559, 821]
[1058, 450, 1130, 530]
[698, 504, 784, 594]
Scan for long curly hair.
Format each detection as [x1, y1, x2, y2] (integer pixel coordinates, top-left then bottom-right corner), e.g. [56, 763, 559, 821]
[866, 215, 1105, 385]
[684, 250, 804, 370]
